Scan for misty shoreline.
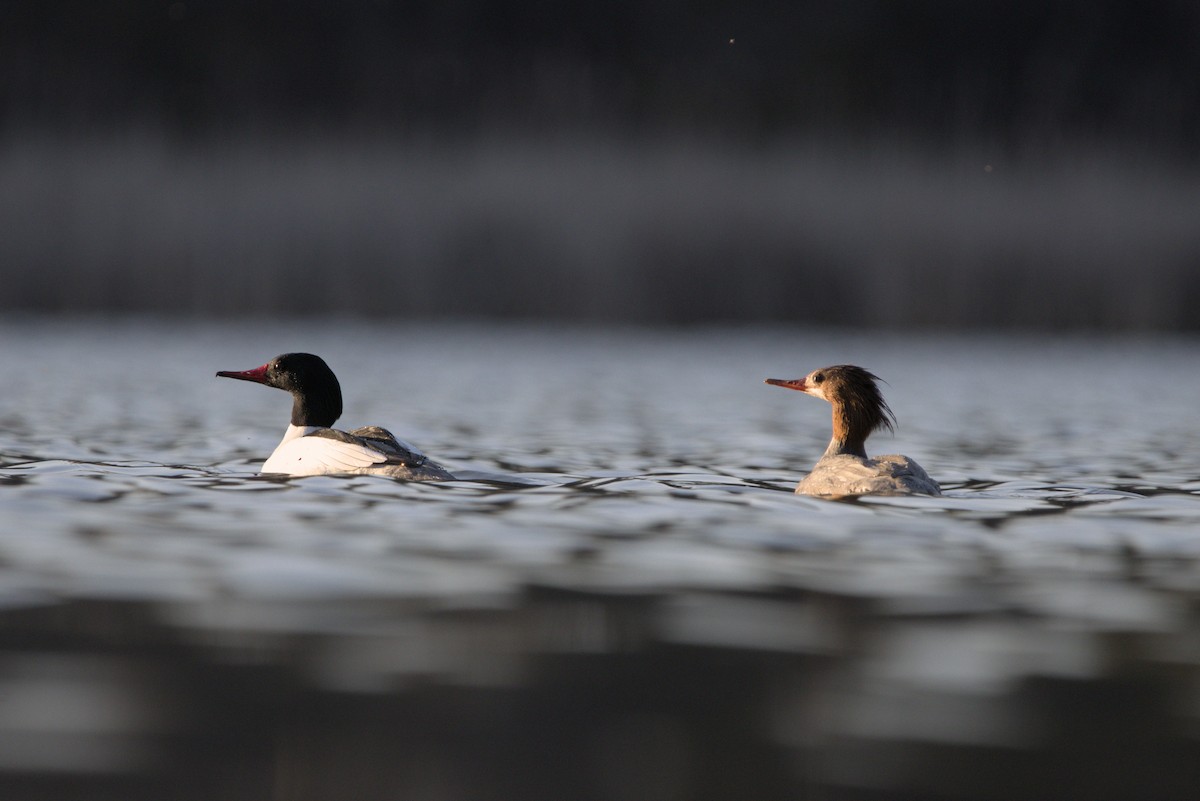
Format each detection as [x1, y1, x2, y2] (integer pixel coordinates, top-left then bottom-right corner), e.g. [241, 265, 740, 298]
[5, 134, 1197, 329]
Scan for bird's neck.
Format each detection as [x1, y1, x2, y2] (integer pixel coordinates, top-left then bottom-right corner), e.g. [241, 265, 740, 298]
[291, 391, 341, 428]
[825, 405, 869, 458]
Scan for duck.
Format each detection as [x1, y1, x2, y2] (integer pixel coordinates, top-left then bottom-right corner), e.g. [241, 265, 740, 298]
[765, 365, 940, 496]
[217, 352, 453, 480]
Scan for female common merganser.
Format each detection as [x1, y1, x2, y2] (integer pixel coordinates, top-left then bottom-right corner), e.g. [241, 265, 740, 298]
[217, 352, 453, 480]
[765, 365, 940, 497]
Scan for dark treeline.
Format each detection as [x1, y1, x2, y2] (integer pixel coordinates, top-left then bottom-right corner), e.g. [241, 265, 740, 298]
[4, 137, 1198, 328]
[3, 1, 1199, 328]
[4, 0, 1199, 153]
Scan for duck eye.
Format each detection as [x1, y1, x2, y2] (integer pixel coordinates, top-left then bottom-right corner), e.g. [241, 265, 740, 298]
[813, 372, 825, 383]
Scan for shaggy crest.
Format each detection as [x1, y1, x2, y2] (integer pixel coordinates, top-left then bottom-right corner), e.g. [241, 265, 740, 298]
[821, 365, 895, 440]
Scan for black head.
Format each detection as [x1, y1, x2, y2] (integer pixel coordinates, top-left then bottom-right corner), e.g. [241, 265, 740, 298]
[217, 352, 343, 427]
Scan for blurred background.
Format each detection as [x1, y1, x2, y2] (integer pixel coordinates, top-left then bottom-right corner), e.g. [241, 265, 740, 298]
[3, 0, 1199, 328]
[5, 6, 1200, 800]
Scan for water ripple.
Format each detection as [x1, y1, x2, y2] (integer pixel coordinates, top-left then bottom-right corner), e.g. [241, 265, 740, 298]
[3, 322, 1200, 799]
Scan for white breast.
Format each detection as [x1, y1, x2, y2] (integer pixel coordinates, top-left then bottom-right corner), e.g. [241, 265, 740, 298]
[261, 424, 389, 476]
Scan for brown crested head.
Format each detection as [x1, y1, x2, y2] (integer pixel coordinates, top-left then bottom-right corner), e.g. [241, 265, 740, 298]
[767, 364, 896, 440]
[814, 364, 895, 436]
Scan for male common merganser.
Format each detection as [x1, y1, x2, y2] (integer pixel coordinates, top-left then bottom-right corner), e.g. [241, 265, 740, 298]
[765, 365, 940, 497]
[217, 352, 453, 480]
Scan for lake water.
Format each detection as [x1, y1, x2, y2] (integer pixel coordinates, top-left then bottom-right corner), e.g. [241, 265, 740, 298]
[2, 318, 1200, 801]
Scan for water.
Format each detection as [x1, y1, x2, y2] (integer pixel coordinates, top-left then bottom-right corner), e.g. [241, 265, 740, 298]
[2, 318, 1200, 801]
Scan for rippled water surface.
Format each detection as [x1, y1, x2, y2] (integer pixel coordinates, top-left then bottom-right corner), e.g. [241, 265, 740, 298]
[2, 318, 1200, 801]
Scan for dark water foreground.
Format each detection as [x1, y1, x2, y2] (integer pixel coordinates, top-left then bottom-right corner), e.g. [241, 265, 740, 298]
[2, 320, 1200, 800]
[5, 563, 1199, 801]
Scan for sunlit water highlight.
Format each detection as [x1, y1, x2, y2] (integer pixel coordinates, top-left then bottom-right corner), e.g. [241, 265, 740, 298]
[2, 318, 1199, 800]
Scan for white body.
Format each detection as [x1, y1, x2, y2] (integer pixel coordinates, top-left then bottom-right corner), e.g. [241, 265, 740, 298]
[262, 424, 444, 479]
[796, 453, 941, 497]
